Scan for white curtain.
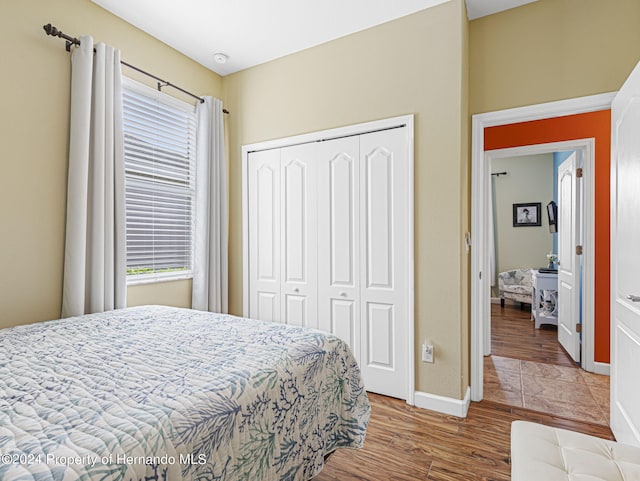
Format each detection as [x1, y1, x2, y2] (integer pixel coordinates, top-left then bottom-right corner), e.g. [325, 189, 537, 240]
[192, 97, 228, 313]
[489, 176, 497, 288]
[61, 36, 126, 318]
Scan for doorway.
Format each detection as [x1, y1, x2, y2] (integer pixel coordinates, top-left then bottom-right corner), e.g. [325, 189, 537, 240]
[470, 93, 615, 402]
[486, 141, 592, 363]
[481, 143, 609, 424]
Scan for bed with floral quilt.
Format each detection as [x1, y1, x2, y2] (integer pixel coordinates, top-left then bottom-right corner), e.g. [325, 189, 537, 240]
[0, 305, 370, 481]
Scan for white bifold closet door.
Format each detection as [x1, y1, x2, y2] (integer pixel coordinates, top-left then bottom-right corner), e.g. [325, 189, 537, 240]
[248, 126, 409, 400]
[248, 149, 281, 323]
[317, 137, 361, 359]
[248, 144, 317, 328]
[318, 128, 408, 399]
[280, 144, 317, 328]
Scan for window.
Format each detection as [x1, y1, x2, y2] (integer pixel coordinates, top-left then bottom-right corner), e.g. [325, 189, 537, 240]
[122, 79, 197, 283]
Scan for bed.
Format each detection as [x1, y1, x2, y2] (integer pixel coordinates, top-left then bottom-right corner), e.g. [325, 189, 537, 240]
[0, 305, 370, 481]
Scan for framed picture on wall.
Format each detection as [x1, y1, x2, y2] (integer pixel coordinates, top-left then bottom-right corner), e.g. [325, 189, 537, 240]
[513, 202, 541, 227]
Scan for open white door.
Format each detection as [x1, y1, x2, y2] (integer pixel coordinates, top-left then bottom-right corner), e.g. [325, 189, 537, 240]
[557, 152, 581, 362]
[611, 59, 640, 446]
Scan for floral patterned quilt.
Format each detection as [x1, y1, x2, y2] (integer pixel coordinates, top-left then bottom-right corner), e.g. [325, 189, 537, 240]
[0, 306, 370, 481]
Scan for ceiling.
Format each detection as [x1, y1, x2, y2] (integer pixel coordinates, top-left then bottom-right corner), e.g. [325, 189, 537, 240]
[92, 0, 538, 77]
[466, 0, 538, 20]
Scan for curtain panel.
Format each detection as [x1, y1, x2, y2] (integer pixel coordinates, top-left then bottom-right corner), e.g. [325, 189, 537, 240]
[61, 36, 126, 318]
[489, 177, 496, 288]
[192, 97, 228, 313]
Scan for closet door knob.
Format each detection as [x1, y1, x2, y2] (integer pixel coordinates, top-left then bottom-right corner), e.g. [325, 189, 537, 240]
[293, 287, 300, 293]
[340, 292, 347, 297]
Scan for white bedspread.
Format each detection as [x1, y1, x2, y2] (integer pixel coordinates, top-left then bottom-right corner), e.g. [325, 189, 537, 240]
[0, 306, 370, 481]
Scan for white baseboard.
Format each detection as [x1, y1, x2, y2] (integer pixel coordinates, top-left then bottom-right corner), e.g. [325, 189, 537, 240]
[414, 386, 470, 418]
[593, 362, 610, 376]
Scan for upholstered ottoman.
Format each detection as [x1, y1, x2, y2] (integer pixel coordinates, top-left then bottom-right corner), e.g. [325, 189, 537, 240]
[511, 421, 640, 480]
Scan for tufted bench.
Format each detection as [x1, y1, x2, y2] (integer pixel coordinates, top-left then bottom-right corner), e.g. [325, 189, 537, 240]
[511, 421, 640, 480]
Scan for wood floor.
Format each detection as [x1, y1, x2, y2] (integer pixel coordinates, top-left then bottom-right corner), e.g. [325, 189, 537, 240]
[490, 303, 575, 367]
[316, 393, 614, 481]
[316, 304, 614, 480]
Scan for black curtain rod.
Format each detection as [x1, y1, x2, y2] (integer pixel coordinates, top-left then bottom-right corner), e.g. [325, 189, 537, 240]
[491, 171, 508, 177]
[43, 23, 229, 114]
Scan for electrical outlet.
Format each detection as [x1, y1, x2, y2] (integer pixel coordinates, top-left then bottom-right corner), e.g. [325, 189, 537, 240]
[421, 343, 434, 363]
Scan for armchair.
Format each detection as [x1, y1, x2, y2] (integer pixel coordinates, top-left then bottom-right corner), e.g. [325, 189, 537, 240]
[498, 268, 534, 309]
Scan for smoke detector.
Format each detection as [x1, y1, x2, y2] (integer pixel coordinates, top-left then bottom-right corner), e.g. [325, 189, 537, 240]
[213, 53, 228, 64]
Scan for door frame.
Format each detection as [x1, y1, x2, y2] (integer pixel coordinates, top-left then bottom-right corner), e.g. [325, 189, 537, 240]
[241, 114, 415, 404]
[471, 93, 615, 402]
[485, 140, 593, 358]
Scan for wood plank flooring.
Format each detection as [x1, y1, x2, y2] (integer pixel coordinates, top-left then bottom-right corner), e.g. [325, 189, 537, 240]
[315, 393, 614, 480]
[316, 303, 614, 480]
[490, 303, 575, 367]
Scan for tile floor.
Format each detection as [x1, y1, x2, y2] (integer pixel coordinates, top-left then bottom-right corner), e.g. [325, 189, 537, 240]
[484, 355, 610, 426]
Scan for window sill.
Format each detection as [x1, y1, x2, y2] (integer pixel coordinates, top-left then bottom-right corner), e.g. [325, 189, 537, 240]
[127, 273, 193, 287]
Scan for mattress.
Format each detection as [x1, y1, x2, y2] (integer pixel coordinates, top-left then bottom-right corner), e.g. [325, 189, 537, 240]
[0, 305, 370, 481]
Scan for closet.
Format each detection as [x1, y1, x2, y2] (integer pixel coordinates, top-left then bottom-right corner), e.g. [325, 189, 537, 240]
[244, 117, 413, 400]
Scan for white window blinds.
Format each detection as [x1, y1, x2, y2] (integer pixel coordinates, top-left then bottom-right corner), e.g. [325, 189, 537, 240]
[122, 79, 197, 283]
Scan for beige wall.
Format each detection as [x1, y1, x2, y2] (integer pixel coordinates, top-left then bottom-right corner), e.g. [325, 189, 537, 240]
[223, 0, 470, 399]
[0, 0, 222, 328]
[491, 154, 554, 294]
[470, 0, 640, 114]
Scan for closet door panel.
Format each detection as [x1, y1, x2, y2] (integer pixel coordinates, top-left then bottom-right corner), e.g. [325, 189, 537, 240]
[329, 156, 357, 286]
[280, 143, 317, 328]
[283, 294, 307, 327]
[318, 137, 360, 358]
[359, 128, 408, 399]
[367, 302, 394, 367]
[330, 299, 357, 349]
[257, 292, 278, 322]
[248, 149, 281, 322]
[366, 146, 393, 288]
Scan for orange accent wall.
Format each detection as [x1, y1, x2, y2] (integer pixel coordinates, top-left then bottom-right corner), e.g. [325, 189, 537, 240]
[485, 110, 611, 364]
